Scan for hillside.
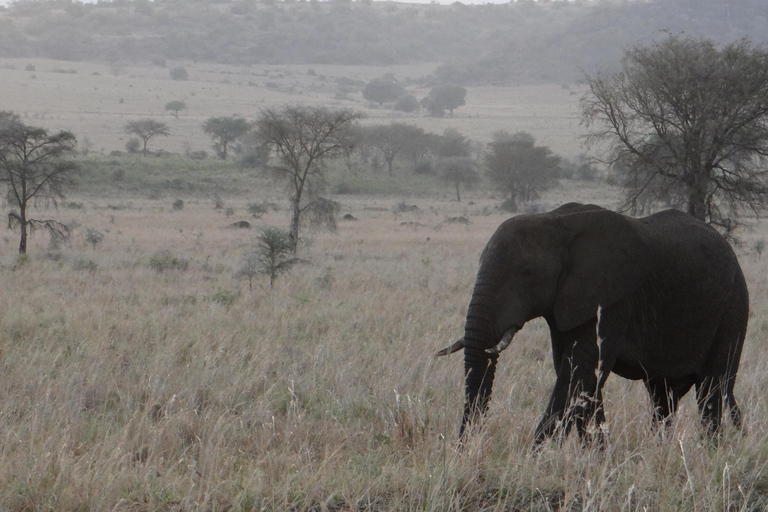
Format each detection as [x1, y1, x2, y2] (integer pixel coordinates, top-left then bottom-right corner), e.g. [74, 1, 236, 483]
[0, 0, 766, 85]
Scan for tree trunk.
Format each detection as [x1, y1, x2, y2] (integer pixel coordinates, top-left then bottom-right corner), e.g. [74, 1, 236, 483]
[18, 210, 27, 254]
[289, 196, 301, 254]
[455, 183, 461, 202]
[687, 168, 709, 222]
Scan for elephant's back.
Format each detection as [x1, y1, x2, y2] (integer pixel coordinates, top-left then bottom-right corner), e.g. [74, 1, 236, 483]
[637, 209, 744, 291]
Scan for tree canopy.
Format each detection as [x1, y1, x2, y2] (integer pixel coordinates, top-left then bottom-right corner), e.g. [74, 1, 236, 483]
[582, 34, 768, 233]
[362, 76, 406, 106]
[484, 130, 560, 212]
[124, 119, 170, 156]
[438, 156, 479, 202]
[164, 100, 187, 120]
[364, 123, 428, 176]
[422, 85, 466, 117]
[202, 116, 251, 159]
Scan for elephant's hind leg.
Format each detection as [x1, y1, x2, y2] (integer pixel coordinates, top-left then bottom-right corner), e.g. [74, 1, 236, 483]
[644, 376, 694, 429]
[695, 375, 742, 435]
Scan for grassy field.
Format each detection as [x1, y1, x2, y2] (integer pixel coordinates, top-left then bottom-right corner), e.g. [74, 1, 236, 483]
[0, 58, 587, 159]
[1, 176, 768, 510]
[2, 58, 768, 510]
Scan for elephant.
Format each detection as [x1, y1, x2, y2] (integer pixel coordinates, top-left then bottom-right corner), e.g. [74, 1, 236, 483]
[438, 203, 748, 445]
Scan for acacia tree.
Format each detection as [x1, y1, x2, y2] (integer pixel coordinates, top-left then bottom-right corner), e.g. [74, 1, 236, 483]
[434, 128, 472, 158]
[254, 105, 363, 253]
[362, 75, 406, 106]
[484, 131, 560, 212]
[0, 112, 78, 254]
[364, 123, 427, 176]
[202, 116, 251, 159]
[164, 100, 187, 120]
[124, 119, 170, 156]
[582, 34, 768, 233]
[438, 156, 480, 202]
[422, 85, 466, 117]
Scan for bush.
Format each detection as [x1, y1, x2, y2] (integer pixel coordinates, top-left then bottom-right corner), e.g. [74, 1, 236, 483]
[125, 138, 141, 154]
[305, 197, 340, 233]
[149, 251, 189, 272]
[72, 259, 98, 272]
[172, 199, 184, 211]
[413, 160, 434, 175]
[169, 66, 189, 81]
[84, 228, 104, 249]
[394, 94, 420, 113]
[247, 202, 268, 218]
[254, 226, 297, 288]
[210, 290, 238, 307]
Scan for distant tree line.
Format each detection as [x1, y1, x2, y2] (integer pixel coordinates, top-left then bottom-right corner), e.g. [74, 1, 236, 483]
[0, 0, 766, 85]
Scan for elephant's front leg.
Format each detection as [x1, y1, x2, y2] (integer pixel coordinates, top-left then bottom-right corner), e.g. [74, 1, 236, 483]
[534, 321, 601, 445]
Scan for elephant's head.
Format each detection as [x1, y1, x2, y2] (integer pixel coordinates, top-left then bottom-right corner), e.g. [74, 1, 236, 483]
[438, 204, 645, 436]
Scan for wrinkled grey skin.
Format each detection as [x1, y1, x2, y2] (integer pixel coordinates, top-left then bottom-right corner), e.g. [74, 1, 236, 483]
[442, 203, 748, 445]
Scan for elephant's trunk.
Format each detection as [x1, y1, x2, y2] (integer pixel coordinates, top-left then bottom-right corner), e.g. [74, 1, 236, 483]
[460, 345, 499, 437]
[459, 282, 504, 436]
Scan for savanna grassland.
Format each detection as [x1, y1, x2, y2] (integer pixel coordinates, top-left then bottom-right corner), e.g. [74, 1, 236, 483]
[0, 58, 586, 158]
[2, 57, 768, 511]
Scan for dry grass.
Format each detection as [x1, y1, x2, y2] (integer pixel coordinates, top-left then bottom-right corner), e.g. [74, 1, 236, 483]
[0, 183, 768, 511]
[1, 56, 768, 511]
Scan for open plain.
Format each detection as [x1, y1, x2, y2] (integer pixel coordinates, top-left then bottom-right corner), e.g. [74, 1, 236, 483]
[1, 58, 768, 510]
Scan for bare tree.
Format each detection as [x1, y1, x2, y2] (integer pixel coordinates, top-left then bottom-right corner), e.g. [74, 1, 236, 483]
[254, 105, 363, 253]
[582, 34, 768, 234]
[0, 112, 78, 254]
[124, 119, 170, 156]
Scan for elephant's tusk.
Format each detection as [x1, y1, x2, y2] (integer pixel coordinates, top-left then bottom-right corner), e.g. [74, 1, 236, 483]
[435, 339, 465, 357]
[485, 328, 517, 355]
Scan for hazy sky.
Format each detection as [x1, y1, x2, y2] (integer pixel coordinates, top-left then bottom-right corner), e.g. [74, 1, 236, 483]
[0, 0, 517, 6]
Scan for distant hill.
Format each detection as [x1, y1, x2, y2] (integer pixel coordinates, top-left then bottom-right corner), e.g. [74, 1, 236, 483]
[0, 0, 766, 85]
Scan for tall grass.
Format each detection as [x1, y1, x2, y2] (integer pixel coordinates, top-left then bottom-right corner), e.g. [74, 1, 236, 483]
[1, 193, 767, 510]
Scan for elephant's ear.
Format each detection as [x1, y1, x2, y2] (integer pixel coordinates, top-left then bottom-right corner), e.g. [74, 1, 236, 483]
[553, 211, 647, 332]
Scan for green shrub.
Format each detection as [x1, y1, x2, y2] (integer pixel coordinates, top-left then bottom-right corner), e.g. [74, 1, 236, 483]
[169, 66, 188, 81]
[254, 226, 297, 288]
[125, 138, 141, 154]
[84, 228, 104, 249]
[247, 202, 268, 218]
[210, 290, 238, 307]
[73, 259, 98, 272]
[149, 251, 189, 272]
